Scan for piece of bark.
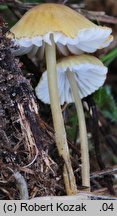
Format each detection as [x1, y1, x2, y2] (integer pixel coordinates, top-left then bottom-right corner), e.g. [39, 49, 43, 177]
[0, 17, 62, 199]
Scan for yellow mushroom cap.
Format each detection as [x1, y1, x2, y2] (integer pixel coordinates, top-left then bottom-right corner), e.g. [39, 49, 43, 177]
[35, 54, 108, 105]
[10, 3, 101, 39]
[8, 3, 113, 56]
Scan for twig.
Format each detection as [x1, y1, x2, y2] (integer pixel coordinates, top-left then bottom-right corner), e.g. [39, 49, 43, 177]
[84, 12, 117, 24]
[85, 96, 105, 170]
[71, 7, 117, 24]
[2, 1, 117, 24]
[23, 144, 39, 168]
[33, 192, 117, 200]
[91, 165, 117, 179]
[7, 168, 29, 199]
[14, 172, 29, 200]
[93, 185, 117, 197]
[78, 192, 117, 200]
[0, 187, 13, 199]
[1, 0, 40, 9]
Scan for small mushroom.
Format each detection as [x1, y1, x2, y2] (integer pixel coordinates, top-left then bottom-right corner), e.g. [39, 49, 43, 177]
[9, 4, 113, 57]
[7, 3, 112, 194]
[35, 54, 108, 188]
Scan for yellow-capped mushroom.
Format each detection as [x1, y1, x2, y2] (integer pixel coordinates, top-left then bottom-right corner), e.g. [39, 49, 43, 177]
[8, 3, 113, 194]
[35, 54, 108, 188]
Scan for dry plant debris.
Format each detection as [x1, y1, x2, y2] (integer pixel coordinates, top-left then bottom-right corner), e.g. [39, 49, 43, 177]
[0, 18, 64, 199]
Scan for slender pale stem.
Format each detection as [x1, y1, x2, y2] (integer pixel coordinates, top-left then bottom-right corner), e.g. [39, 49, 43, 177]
[66, 70, 90, 189]
[45, 34, 77, 195]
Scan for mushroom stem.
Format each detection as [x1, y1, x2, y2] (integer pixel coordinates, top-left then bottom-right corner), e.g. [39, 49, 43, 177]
[66, 69, 90, 189]
[45, 34, 77, 195]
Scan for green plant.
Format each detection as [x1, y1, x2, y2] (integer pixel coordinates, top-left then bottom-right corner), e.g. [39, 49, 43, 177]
[101, 48, 117, 66]
[94, 86, 117, 122]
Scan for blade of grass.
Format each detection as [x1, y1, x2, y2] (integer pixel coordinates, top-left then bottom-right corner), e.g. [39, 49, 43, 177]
[101, 48, 117, 64]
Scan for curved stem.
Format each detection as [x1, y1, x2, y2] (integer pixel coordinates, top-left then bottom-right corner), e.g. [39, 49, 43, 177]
[66, 70, 90, 189]
[86, 96, 105, 170]
[45, 34, 77, 195]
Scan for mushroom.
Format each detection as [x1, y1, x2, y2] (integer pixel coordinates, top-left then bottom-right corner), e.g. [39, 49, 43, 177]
[7, 3, 112, 194]
[35, 54, 108, 188]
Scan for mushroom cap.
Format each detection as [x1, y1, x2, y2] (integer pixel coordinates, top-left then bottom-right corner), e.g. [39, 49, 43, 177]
[35, 54, 108, 105]
[8, 3, 113, 56]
